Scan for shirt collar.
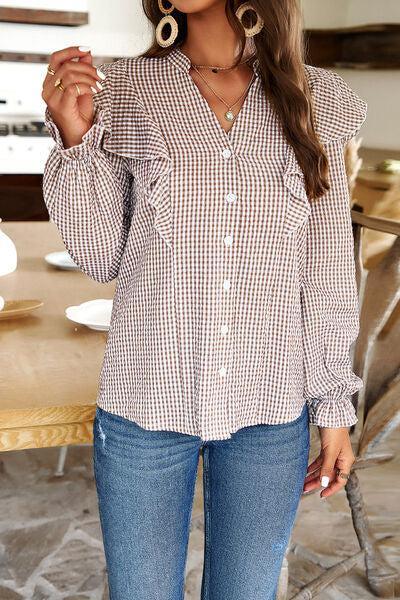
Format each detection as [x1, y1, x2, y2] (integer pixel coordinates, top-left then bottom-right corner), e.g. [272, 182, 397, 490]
[166, 45, 260, 78]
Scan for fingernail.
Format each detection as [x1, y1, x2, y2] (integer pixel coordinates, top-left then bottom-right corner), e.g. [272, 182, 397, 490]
[78, 45, 91, 52]
[95, 81, 103, 90]
[90, 86, 98, 94]
[321, 476, 330, 487]
[97, 68, 106, 80]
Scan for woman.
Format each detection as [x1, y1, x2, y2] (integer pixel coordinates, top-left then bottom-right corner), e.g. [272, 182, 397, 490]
[41, 0, 367, 597]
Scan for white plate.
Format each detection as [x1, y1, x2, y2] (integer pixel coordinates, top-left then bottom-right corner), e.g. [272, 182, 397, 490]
[65, 299, 113, 331]
[45, 251, 79, 270]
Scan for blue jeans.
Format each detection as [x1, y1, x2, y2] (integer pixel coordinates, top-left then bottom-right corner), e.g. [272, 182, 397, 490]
[93, 403, 310, 600]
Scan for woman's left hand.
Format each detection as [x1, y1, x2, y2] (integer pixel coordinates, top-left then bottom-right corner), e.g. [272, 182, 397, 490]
[303, 427, 356, 498]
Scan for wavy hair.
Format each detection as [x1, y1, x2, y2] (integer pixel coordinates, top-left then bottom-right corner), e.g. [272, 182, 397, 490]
[140, 0, 330, 201]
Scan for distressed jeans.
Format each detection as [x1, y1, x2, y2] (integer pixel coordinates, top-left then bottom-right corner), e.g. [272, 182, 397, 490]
[93, 402, 310, 600]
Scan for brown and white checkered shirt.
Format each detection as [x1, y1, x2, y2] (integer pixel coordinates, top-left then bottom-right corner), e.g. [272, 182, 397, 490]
[42, 45, 368, 440]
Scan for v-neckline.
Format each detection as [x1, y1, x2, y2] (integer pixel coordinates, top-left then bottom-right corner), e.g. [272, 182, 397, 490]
[188, 69, 258, 143]
[170, 45, 260, 145]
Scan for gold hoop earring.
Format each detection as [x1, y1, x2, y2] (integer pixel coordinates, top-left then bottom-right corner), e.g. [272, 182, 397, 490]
[158, 0, 174, 14]
[156, 0, 178, 48]
[235, 2, 264, 37]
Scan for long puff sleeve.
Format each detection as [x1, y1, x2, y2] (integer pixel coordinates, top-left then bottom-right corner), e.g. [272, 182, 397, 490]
[301, 66, 368, 427]
[42, 58, 133, 283]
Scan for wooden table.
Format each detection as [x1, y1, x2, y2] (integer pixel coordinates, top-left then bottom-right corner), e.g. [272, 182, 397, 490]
[0, 221, 115, 452]
[357, 147, 400, 191]
[354, 147, 400, 219]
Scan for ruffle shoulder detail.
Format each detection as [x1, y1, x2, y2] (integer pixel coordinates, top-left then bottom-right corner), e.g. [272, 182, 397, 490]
[304, 64, 368, 145]
[99, 57, 172, 248]
[98, 58, 171, 164]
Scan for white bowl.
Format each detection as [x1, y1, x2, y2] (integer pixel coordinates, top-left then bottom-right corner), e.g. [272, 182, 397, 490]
[45, 251, 79, 270]
[65, 299, 113, 331]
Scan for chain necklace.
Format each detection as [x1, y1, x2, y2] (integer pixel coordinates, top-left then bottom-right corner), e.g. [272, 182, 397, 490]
[191, 63, 255, 122]
[192, 53, 257, 73]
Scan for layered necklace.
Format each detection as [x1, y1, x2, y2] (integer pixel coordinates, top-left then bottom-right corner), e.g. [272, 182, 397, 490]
[190, 54, 257, 123]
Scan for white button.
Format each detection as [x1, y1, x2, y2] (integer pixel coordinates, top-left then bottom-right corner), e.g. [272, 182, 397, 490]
[224, 235, 233, 246]
[220, 324, 229, 336]
[225, 192, 237, 204]
[219, 366, 227, 377]
[223, 279, 231, 290]
[222, 148, 232, 159]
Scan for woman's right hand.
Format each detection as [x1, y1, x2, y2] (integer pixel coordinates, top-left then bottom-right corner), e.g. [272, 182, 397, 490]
[42, 46, 106, 149]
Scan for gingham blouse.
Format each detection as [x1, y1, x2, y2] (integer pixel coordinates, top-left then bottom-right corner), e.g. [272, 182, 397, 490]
[42, 45, 368, 441]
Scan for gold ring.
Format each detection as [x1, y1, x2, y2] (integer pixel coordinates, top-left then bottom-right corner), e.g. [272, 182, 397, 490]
[74, 82, 81, 96]
[337, 470, 350, 480]
[47, 64, 56, 75]
[54, 78, 64, 92]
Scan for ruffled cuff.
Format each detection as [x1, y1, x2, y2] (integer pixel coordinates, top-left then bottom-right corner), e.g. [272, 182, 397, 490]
[307, 383, 361, 428]
[305, 351, 363, 428]
[44, 105, 108, 161]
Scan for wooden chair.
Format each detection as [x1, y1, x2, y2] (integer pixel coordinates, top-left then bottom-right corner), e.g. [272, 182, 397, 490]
[277, 169, 400, 598]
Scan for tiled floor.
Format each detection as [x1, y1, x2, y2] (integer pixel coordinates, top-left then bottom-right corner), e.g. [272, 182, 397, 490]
[0, 428, 398, 599]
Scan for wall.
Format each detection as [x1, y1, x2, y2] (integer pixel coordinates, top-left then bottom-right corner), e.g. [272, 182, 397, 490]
[345, 0, 400, 26]
[301, 0, 348, 29]
[0, 0, 148, 57]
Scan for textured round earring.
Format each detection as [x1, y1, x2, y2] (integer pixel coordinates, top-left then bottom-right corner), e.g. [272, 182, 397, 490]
[156, 0, 178, 47]
[235, 2, 264, 37]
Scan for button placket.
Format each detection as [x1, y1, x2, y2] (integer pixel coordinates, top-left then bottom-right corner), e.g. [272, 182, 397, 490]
[218, 144, 236, 413]
[220, 227, 233, 378]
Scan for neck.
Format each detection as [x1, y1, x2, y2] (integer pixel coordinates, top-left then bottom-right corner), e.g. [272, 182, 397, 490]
[180, 4, 253, 68]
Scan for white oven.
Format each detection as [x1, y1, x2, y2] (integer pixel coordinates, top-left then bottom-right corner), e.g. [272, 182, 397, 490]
[0, 60, 55, 219]
[0, 60, 54, 175]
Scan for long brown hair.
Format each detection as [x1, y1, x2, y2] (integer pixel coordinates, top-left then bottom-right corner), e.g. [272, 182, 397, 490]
[141, 0, 330, 201]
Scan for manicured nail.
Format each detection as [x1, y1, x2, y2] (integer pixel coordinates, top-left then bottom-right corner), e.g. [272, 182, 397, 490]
[90, 86, 98, 94]
[78, 45, 91, 52]
[97, 68, 106, 80]
[95, 81, 103, 90]
[321, 476, 330, 487]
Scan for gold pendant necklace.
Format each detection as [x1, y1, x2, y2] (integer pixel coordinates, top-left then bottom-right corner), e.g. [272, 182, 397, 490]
[191, 64, 255, 122]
